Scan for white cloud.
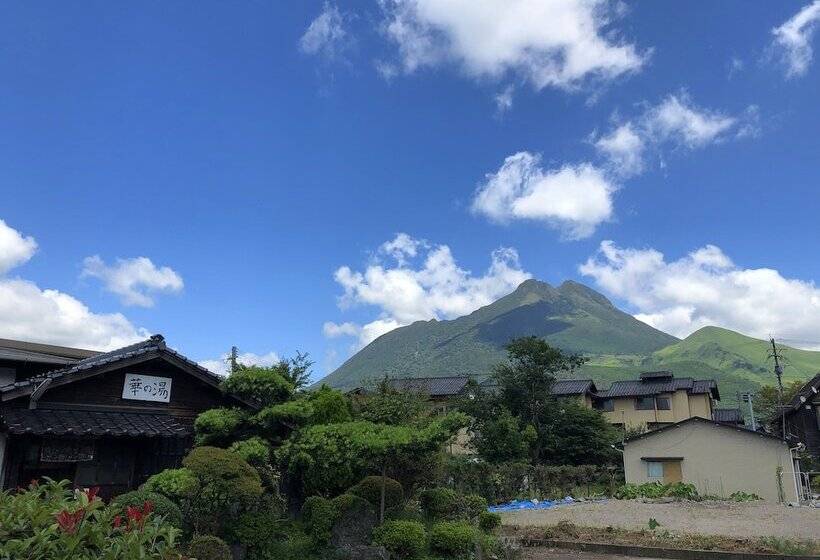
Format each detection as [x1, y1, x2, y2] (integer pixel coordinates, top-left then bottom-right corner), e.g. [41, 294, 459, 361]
[199, 350, 281, 377]
[378, 0, 647, 91]
[593, 122, 645, 177]
[0, 219, 37, 274]
[593, 93, 754, 177]
[327, 233, 531, 347]
[471, 152, 615, 239]
[494, 85, 514, 115]
[82, 256, 184, 307]
[0, 220, 147, 351]
[770, 1, 820, 78]
[300, 2, 349, 60]
[579, 240, 820, 348]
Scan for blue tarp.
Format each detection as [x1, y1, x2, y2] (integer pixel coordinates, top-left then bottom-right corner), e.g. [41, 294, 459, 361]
[488, 496, 576, 512]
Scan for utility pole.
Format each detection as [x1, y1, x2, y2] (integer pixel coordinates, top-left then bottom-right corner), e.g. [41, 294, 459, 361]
[229, 346, 238, 374]
[769, 338, 786, 440]
[740, 392, 757, 431]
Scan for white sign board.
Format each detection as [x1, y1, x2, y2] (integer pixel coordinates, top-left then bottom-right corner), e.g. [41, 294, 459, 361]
[122, 373, 172, 403]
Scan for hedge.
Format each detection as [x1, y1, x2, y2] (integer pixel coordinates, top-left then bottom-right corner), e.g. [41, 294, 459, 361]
[438, 456, 622, 503]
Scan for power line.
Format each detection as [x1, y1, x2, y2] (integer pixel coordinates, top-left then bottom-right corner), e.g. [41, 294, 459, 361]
[767, 337, 786, 440]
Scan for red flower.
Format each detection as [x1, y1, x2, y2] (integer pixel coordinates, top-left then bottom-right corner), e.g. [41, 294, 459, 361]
[56, 509, 85, 534]
[142, 500, 154, 516]
[85, 487, 100, 502]
[113, 515, 122, 528]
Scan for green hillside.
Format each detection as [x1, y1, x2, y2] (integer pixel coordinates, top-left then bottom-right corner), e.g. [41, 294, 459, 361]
[321, 279, 678, 389]
[320, 280, 820, 407]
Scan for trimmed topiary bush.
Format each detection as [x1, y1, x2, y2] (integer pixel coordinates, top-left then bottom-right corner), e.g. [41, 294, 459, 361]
[142, 468, 200, 501]
[194, 408, 247, 446]
[187, 535, 231, 560]
[301, 496, 337, 546]
[349, 475, 404, 510]
[419, 487, 460, 520]
[462, 493, 488, 519]
[111, 489, 183, 529]
[478, 511, 501, 533]
[429, 521, 478, 556]
[372, 520, 426, 559]
[228, 436, 271, 467]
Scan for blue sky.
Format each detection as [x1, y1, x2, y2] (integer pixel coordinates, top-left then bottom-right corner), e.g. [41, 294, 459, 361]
[2, 1, 820, 380]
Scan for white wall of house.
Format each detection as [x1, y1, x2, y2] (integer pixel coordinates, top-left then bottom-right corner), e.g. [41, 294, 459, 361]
[623, 420, 799, 503]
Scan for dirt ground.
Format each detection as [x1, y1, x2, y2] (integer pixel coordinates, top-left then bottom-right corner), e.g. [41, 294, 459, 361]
[501, 500, 820, 541]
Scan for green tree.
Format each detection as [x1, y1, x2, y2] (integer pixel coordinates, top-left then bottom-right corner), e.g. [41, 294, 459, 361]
[355, 376, 429, 425]
[222, 365, 293, 406]
[276, 413, 467, 521]
[755, 380, 804, 426]
[461, 337, 616, 465]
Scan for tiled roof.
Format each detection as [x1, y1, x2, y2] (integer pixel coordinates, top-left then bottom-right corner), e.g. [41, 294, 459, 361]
[598, 376, 718, 399]
[0, 338, 99, 362]
[0, 335, 225, 395]
[638, 371, 673, 380]
[551, 379, 596, 395]
[713, 408, 744, 424]
[0, 408, 192, 437]
[624, 416, 785, 444]
[388, 376, 472, 397]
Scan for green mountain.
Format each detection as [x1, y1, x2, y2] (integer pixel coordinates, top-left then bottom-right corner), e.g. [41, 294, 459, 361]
[321, 280, 820, 405]
[322, 279, 677, 389]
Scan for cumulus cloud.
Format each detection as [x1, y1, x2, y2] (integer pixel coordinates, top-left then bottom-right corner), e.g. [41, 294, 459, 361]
[593, 93, 756, 177]
[82, 256, 184, 307]
[378, 0, 647, 91]
[0, 219, 38, 274]
[199, 350, 281, 377]
[471, 152, 615, 239]
[579, 240, 820, 348]
[326, 233, 531, 347]
[770, 1, 820, 78]
[0, 220, 147, 350]
[300, 2, 350, 60]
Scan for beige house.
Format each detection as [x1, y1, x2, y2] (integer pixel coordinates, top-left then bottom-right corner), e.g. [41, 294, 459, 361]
[591, 371, 719, 430]
[623, 416, 801, 503]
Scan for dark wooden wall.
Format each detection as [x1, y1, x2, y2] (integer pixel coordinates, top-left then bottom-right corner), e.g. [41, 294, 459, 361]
[38, 357, 232, 418]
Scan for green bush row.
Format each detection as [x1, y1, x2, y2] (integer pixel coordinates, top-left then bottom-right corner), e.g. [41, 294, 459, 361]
[439, 456, 622, 503]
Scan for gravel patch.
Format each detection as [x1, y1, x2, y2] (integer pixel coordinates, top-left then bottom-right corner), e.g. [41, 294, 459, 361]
[501, 500, 820, 541]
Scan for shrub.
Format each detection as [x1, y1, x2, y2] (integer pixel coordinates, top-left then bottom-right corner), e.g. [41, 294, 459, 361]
[429, 521, 478, 556]
[729, 491, 761, 502]
[372, 520, 427, 559]
[222, 366, 293, 405]
[194, 407, 247, 446]
[614, 482, 697, 500]
[0, 479, 182, 559]
[419, 487, 461, 520]
[229, 436, 271, 467]
[111, 489, 183, 529]
[187, 535, 231, 560]
[349, 475, 404, 510]
[142, 468, 200, 501]
[331, 492, 371, 515]
[301, 496, 337, 546]
[462, 493, 488, 519]
[478, 511, 501, 533]
[182, 446, 264, 533]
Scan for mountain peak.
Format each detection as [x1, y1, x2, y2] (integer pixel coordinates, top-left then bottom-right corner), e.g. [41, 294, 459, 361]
[558, 280, 614, 307]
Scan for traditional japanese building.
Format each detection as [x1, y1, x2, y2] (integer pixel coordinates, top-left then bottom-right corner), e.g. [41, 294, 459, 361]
[0, 335, 253, 498]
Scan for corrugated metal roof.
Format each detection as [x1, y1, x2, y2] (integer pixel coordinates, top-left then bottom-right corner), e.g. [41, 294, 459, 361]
[0, 338, 99, 361]
[0, 408, 191, 437]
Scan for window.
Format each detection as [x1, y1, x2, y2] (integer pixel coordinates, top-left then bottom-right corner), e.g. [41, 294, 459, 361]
[635, 396, 655, 410]
[594, 398, 614, 412]
[647, 461, 663, 478]
[655, 397, 671, 410]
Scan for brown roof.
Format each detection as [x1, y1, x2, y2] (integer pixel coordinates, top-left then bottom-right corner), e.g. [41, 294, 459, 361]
[0, 408, 192, 437]
[0, 338, 99, 365]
